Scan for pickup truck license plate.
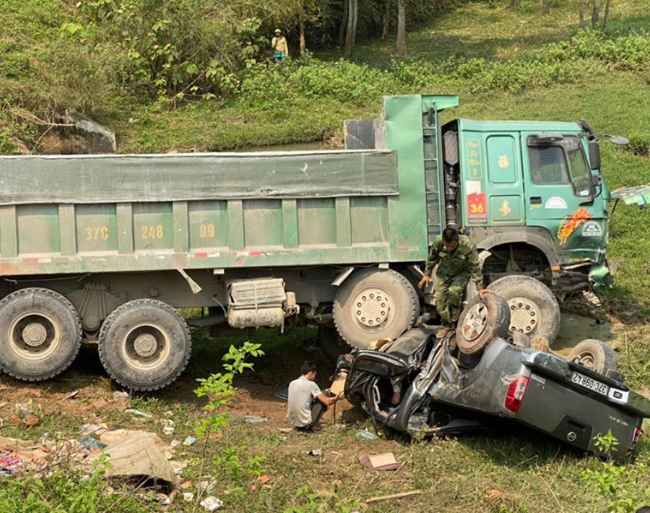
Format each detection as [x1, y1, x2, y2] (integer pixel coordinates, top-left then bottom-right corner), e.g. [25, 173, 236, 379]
[570, 371, 608, 396]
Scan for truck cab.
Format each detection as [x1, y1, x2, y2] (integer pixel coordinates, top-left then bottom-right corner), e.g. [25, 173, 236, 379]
[442, 118, 611, 295]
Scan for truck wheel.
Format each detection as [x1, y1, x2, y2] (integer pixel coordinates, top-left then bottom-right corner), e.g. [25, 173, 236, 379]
[456, 293, 510, 355]
[333, 269, 418, 349]
[318, 325, 351, 361]
[488, 276, 561, 344]
[568, 339, 617, 376]
[98, 299, 191, 391]
[0, 288, 82, 381]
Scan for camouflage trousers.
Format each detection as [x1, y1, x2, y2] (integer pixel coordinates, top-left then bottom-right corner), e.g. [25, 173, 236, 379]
[435, 273, 470, 325]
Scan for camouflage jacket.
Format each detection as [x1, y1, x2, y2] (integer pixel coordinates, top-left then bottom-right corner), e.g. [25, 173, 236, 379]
[424, 234, 483, 286]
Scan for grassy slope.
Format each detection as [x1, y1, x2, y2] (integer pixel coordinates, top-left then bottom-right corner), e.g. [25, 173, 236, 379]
[2, 1, 650, 512]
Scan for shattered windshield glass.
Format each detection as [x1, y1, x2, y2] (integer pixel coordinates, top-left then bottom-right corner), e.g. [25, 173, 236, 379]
[562, 136, 592, 197]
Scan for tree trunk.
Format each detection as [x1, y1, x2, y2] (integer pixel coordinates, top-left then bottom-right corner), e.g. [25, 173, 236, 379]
[591, 0, 601, 28]
[579, 0, 585, 28]
[397, 0, 406, 58]
[603, 0, 612, 29]
[299, 12, 306, 57]
[338, 0, 349, 48]
[382, 0, 390, 40]
[510, 0, 517, 10]
[343, 0, 358, 58]
[538, 0, 544, 18]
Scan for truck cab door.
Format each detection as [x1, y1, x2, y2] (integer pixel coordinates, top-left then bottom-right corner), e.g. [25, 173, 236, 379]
[521, 133, 605, 260]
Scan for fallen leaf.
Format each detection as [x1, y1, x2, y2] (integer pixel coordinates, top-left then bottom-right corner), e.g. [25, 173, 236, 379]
[24, 415, 40, 428]
[257, 475, 271, 484]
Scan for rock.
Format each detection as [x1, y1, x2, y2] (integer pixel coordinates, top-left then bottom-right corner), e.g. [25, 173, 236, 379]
[39, 111, 116, 155]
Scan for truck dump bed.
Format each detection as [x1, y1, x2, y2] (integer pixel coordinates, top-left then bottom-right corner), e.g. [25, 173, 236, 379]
[0, 150, 411, 275]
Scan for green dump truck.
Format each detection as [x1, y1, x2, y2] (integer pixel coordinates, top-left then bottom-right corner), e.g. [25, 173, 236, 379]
[0, 95, 623, 390]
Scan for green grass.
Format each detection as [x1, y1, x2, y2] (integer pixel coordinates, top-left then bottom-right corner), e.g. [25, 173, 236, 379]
[2, 0, 650, 511]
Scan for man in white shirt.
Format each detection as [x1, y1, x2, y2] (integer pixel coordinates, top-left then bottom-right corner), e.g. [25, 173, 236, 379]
[287, 361, 344, 431]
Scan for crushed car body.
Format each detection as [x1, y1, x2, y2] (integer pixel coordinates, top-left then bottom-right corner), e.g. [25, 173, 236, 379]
[341, 295, 650, 458]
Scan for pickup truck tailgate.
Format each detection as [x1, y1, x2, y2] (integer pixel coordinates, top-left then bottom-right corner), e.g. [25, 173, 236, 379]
[517, 372, 642, 454]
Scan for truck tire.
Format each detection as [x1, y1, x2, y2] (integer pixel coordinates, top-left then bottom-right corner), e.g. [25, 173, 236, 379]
[456, 293, 510, 355]
[488, 276, 561, 344]
[98, 299, 191, 391]
[568, 339, 617, 376]
[333, 269, 419, 349]
[318, 325, 351, 361]
[0, 288, 82, 381]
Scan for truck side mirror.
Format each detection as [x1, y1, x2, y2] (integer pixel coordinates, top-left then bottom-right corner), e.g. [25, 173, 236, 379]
[588, 141, 601, 171]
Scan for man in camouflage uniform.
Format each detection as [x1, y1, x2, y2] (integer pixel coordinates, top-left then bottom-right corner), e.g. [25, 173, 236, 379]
[418, 226, 485, 327]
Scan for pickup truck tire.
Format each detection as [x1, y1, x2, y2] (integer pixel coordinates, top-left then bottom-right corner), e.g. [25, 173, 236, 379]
[487, 276, 561, 344]
[456, 293, 510, 355]
[0, 288, 82, 381]
[98, 299, 191, 391]
[333, 269, 418, 349]
[568, 339, 618, 376]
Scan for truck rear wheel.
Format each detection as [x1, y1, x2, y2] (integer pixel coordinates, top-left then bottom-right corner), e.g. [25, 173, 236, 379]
[333, 269, 418, 349]
[318, 325, 351, 361]
[0, 288, 82, 381]
[98, 299, 191, 391]
[488, 276, 561, 344]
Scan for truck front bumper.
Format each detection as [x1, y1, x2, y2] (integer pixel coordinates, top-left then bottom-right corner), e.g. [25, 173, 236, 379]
[589, 263, 613, 293]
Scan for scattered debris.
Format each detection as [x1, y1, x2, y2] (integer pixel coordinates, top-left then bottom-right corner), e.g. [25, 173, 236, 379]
[356, 429, 378, 440]
[64, 390, 80, 400]
[198, 480, 217, 494]
[306, 449, 322, 457]
[359, 453, 402, 472]
[162, 420, 175, 436]
[14, 400, 33, 418]
[170, 460, 187, 476]
[113, 391, 129, 401]
[88, 431, 180, 489]
[81, 423, 108, 437]
[257, 475, 271, 484]
[365, 490, 421, 505]
[244, 415, 268, 423]
[200, 496, 223, 511]
[80, 437, 107, 452]
[183, 492, 195, 502]
[277, 427, 293, 433]
[182, 437, 196, 447]
[370, 338, 392, 351]
[275, 389, 289, 401]
[125, 408, 152, 419]
[23, 415, 40, 428]
[170, 440, 182, 449]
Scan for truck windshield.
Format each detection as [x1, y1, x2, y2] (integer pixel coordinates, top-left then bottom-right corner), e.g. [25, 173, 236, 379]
[529, 136, 592, 197]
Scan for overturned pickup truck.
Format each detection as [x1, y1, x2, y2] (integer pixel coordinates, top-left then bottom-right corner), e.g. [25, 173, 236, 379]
[341, 293, 650, 458]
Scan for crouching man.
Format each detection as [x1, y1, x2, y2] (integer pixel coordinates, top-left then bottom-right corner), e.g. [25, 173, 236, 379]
[287, 361, 344, 431]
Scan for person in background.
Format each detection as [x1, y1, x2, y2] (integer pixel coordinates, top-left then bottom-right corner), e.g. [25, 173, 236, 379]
[271, 28, 289, 63]
[287, 361, 343, 431]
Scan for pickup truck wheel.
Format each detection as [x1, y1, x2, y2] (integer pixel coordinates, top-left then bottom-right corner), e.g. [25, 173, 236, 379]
[456, 293, 510, 355]
[333, 269, 418, 349]
[98, 299, 191, 391]
[568, 339, 617, 376]
[0, 288, 82, 381]
[488, 276, 560, 344]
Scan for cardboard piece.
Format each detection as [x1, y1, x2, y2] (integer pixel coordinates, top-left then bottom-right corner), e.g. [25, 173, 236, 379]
[90, 432, 179, 488]
[359, 452, 402, 472]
